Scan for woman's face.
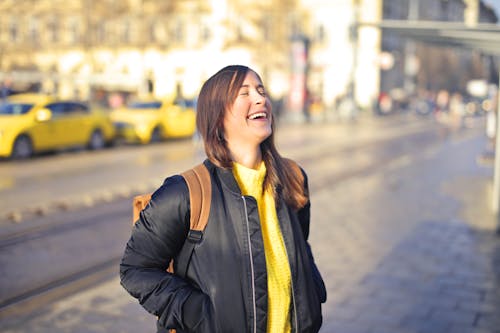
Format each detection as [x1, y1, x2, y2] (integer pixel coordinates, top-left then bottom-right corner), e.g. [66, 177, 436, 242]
[223, 70, 272, 147]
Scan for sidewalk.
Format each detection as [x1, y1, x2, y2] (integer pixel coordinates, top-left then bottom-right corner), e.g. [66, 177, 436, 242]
[314, 131, 500, 333]
[1, 122, 499, 333]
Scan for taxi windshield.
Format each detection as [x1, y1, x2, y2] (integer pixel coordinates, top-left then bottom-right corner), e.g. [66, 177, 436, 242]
[0, 103, 34, 115]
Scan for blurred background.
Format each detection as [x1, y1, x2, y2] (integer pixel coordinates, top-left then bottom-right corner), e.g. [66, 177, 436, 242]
[1, 1, 500, 332]
[0, 0, 498, 121]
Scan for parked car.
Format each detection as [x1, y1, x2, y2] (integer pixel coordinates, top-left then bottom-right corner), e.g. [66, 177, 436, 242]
[0, 94, 115, 159]
[109, 97, 196, 144]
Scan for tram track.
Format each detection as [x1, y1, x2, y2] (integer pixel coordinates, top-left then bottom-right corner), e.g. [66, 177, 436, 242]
[0, 257, 120, 320]
[0, 199, 132, 318]
[0, 204, 128, 249]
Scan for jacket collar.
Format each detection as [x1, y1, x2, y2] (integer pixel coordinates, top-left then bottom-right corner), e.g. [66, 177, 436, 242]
[204, 159, 242, 195]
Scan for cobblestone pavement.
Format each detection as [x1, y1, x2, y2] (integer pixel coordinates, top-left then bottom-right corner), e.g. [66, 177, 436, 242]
[314, 131, 500, 333]
[1, 116, 499, 333]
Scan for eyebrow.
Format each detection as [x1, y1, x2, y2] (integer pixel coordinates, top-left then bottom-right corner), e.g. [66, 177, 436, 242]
[240, 84, 265, 89]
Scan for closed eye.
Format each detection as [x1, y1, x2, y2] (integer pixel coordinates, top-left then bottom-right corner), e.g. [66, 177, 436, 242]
[257, 86, 267, 96]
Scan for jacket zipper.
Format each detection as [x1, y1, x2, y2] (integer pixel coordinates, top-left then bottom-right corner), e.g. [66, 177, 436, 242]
[241, 196, 257, 333]
[280, 209, 299, 332]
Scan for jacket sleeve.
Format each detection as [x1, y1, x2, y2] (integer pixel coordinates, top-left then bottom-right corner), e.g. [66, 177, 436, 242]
[297, 170, 328, 304]
[119, 175, 212, 331]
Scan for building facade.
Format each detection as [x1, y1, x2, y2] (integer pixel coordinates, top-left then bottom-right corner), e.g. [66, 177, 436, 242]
[380, 0, 498, 103]
[0, 0, 497, 117]
[0, 0, 306, 105]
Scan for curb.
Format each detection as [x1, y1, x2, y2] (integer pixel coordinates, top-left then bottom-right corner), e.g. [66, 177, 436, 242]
[2, 180, 160, 224]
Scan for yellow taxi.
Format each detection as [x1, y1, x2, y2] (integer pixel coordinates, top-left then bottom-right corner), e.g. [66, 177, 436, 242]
[0, 94, 115, 159]
[109, 97, 196, 144]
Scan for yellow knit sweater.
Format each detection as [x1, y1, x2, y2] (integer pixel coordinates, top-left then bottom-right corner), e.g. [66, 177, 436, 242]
[233, 161, 292, 333]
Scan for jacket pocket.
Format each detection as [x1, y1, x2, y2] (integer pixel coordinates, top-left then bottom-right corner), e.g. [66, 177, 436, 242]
[182, 290, 218, 332]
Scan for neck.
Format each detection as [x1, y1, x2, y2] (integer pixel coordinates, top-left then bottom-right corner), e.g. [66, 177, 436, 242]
[228, 141, 262, 169]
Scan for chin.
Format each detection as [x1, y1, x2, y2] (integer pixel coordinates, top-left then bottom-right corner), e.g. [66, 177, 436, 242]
[258, 130, 272, 143]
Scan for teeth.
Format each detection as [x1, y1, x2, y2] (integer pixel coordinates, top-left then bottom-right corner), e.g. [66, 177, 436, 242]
[248, 112, 267, 120]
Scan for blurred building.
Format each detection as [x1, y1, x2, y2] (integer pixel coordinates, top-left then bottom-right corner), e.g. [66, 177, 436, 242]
[300, 0, 382, 116]
[0, 0, 497, 116]
[0, 0, 307, 106]
[380, 0, 498, 103]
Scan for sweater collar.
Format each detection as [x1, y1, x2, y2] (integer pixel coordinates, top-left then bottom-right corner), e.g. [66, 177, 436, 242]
[232, 161, 266, 197]
[205, 159, 267, 196]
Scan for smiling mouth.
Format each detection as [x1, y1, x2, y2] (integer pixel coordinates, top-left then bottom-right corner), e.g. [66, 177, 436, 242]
[248, 112, 268, 120]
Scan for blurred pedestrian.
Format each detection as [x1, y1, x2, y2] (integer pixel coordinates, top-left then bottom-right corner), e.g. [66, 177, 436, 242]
[1, 77, 14, 102]
[449, 92, 466, 129]
[120, 65, 326, 333]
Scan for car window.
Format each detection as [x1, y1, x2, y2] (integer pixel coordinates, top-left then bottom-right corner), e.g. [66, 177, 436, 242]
[173, 99, 186, 108]
[128, 101, 162, 109]
[173, 98, 196, 110]
[184, 99, 196, 108]
[0, 103, 34, 115]
[67, 102, 90, 114]
[45, 102, 68, 116]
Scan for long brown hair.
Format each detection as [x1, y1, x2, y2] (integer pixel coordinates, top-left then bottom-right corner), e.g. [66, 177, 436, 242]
[196, 65, 308, 210]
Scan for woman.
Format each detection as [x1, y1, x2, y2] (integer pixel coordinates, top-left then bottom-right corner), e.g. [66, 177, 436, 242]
[120, 65, 326, 333]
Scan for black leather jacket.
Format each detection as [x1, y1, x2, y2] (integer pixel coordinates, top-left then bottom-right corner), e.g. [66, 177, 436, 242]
[120, 159, 326, 333]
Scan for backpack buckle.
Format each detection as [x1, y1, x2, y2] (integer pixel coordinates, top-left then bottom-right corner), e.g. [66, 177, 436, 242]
[188, 230, 203, 243]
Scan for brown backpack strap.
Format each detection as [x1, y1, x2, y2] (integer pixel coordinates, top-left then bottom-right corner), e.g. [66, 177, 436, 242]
[181, 163, 212, 234]
[132, 193, 152, 224]
[175, 163, 211, 278]
[131, 163, 212, 229]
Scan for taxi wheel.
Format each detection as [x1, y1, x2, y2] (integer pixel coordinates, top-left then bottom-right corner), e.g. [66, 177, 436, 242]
[12, 135, 33, 159]
[150, 127, 162, 143]
[88, 129, 105, 150]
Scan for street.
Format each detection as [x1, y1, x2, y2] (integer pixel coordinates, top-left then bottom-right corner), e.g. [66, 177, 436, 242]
[0, 112, 499, 333]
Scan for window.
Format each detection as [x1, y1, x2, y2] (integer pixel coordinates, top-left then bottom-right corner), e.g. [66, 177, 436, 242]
[152, 21, 167, 43]
[174, 20, 184, 43]
[29, 17, 39, 44]
[289, 18, 300, 37]
[149, 22, 156, 42]
[47, 17, 59, 43]
[46, 103, 66, 116]
[9, 19, 18, 42]
[440, 0, 449, 20]
[262, 16, 271, 41]
[0, 103, 33, 115]
[122, 20, 130, 43]
[68, 102, 89, 114]
[128, 101, 162, 109]
[95, 22, 105, 43]
[200, 24, 210, 42]
[69, 19, 80, 44]
[235, 25, 243, 42]
[315, 24, 325, 43]
[47, 102, 89, 116]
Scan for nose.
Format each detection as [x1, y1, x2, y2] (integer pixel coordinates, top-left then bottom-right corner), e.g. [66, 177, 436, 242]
[252, 89, 265, 104]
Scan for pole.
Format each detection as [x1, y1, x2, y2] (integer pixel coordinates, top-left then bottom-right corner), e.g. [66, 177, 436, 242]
[348, 0, 359, 118]
[492, 69, 500, 216]
[404, 0, 419, 95]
